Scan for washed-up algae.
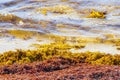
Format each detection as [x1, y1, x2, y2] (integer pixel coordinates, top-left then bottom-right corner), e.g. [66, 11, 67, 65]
[0, 41, 119, 66]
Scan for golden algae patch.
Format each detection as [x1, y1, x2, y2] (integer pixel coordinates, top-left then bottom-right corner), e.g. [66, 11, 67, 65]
[87, 9, 106, 18]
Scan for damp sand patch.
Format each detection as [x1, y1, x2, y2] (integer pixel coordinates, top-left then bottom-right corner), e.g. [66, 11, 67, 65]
[0, 38, 52, 54]
[70, 43, 120, 55]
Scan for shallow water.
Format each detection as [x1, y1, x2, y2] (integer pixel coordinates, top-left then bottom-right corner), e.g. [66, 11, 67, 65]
[0, 0, 120, 54]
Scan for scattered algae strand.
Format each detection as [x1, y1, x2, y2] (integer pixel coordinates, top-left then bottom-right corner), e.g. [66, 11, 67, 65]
[36, 5, 75, 15]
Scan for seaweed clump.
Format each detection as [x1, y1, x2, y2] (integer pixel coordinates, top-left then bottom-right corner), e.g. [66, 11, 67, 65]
[87, 9, 106, 18]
